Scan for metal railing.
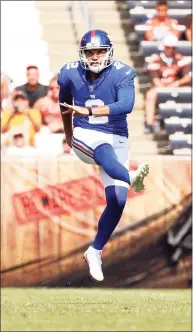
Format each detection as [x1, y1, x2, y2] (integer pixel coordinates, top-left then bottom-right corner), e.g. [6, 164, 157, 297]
[70, 0, 93, 45]
[77, 1, 93, 32]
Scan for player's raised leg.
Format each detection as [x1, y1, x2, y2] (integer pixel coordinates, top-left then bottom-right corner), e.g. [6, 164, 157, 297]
[94, 143, 149, 192]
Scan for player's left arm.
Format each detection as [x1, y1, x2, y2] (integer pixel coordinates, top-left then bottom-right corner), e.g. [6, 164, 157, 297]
[107, 69, 136, 116]
[62, 69, 136, 117]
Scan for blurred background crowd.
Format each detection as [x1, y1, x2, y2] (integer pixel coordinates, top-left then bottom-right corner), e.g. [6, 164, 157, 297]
[1, 68, 71, 157]
[1, 0, 192, 157]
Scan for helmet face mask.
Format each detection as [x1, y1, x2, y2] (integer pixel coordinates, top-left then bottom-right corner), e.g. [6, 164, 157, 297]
[79, 30, 114, 73]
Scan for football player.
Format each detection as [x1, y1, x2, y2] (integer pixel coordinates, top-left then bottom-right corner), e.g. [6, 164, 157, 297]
[58, 29, 149, 282]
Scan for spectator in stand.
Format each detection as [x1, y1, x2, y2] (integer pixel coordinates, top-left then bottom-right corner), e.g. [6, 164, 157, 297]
[15, 65, 48, 107]
[144, 0, 180, 42]
[144, 34, 192, 133]
[1, 91, 42, 146]
[184, 14, 192, 41]
[3, 131, 39, 156]
[34, 75, 63, 133]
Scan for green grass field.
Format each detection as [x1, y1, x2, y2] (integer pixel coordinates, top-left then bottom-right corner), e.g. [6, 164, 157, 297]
[1, 288, 191, 331]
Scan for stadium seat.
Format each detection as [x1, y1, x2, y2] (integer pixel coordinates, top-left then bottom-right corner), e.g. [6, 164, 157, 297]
[156, 87, 192, 104]
[159, 103, 192, 119]
[129, 8, 191, 24]
[145, 56, 192, 66]
[134, 24, 185, 41]
[140, 41, 191, 56]
[164, 117, 192, 135]
[126, 0, 192, 10]
[172, 148, 191, 155]
[169, 133, 192, 151]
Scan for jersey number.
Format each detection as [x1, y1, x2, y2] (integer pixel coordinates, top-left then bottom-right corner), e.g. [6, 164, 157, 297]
[114, 61, 124, 70]
[85, 99, 108, 124]
[66, 62, 78, 70]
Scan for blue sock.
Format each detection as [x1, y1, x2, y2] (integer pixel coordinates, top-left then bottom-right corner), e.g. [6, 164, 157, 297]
[94, 143, 130, 184]
[93, 185, 128, 250]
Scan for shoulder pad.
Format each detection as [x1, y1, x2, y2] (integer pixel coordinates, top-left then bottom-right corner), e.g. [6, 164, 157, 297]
[113, 61, 136, 78]
[57, 61, 79, 87]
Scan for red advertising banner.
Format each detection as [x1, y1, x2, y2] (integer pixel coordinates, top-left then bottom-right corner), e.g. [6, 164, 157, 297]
[12, 162, 142, 225]
[12, 176, 106, 224]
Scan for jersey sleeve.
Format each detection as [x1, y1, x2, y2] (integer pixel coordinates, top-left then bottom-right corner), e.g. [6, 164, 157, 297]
[108, 66, 136, 116]
[57, 65, 73, 105]
[116, 67, 136, 89]
[57, 65, 70, 88]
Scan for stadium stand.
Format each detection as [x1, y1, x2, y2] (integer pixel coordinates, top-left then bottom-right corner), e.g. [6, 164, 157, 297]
[120, 0, 192, 155]
[1, 0, 191, 157]
[126, 0, 192, 10]
[129, 7, 191, 24]
[140, 40, 191, 56]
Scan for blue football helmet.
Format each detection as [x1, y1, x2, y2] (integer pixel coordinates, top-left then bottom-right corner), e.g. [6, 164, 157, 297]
[79, 29, 114, 73]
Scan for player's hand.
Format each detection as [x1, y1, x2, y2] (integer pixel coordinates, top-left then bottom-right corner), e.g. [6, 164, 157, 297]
[60, 102, 89, 116]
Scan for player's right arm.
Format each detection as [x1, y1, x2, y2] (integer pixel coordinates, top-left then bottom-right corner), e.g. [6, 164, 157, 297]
[57, 66, 73, 147]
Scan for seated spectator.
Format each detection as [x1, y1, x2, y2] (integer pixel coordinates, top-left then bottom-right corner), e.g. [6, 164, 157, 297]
[144, 0, 180, 42]
[1, 91, 42, 146]
[184, 14, 192, 41]
[15, 65, 48, 107]
[3, 131, 39, 156]
[144, 34, 191, 133]
[34, 75, 64, 133]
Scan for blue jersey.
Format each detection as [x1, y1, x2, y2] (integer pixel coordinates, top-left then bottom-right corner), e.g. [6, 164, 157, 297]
[58, 60, 136, 137]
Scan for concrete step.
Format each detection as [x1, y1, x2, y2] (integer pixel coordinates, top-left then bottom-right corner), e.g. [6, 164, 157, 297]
[39, 22, 83, 30]
[92, 22, 123, 31]
[41, 28, 77, 42]
[48, 43, 78, 54]
[130, 141, 158, 154]
[38, 18, 83, 27]
[37, 33, 78, 43]
[88, 1, 117, 9]
[36, 1, 71, 9]
[129, 134, 154, 142]
[38, 12, 72, 22]
[91, 11, 121, 20]
[128, 113, 144, 121]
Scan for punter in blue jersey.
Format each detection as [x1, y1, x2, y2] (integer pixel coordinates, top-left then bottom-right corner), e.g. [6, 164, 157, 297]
[58, 29, 149, 282]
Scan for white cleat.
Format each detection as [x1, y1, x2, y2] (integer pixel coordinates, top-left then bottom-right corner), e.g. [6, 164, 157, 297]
[130, 162, 149, 192]
[83, 246, 104, 282]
